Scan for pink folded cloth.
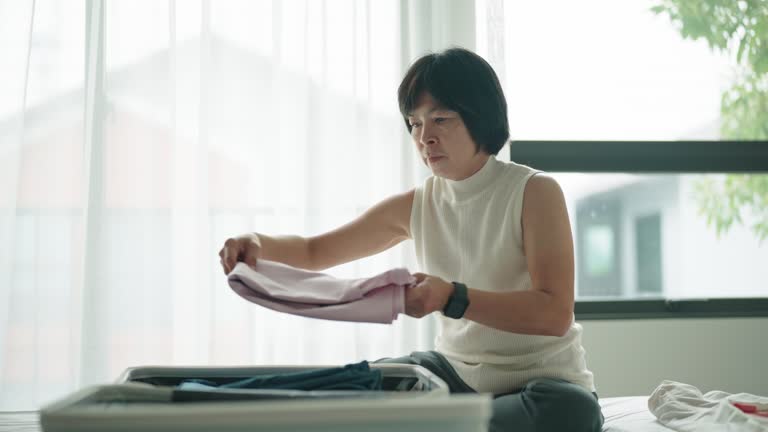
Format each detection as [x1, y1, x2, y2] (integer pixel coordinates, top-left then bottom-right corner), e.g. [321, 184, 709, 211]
[227, 260, 416, 324]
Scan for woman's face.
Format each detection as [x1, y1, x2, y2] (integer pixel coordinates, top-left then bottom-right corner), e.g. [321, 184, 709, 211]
[407, 92, 489, 181]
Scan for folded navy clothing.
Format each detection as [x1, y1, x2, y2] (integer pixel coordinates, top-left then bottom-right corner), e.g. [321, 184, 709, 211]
[177, 361, 383, 392]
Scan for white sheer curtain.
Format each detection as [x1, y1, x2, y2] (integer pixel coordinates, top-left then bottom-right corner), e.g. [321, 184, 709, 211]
[0, 0, 477, 411]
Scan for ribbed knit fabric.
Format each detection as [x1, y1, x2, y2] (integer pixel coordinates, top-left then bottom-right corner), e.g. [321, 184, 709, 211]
[410, 155, 595, 395]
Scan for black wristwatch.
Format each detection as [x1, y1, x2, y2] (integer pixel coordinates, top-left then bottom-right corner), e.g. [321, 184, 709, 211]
[443, 282, 470, 319]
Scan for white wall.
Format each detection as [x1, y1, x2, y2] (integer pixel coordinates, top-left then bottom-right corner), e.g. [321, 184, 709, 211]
[580, 318, 768, 397]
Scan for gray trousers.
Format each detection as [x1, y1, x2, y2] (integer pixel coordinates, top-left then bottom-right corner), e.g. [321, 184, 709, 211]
[375, 351, 604, 432]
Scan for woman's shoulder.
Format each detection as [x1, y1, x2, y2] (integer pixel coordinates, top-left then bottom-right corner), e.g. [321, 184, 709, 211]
[524, 173, 564, 198]
[490, 159, 542, 197]
[497, 158, 540, 178]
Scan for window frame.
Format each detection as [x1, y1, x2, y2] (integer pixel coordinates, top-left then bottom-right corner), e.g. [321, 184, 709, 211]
[509, 140, 768, 320]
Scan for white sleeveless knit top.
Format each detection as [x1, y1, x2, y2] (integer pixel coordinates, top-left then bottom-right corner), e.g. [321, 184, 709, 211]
[410, 155, 595, 394]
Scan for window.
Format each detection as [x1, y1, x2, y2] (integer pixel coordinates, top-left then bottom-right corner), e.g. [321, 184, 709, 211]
[477, 0, 768, 318]
[635, 212, 662, 295]
[577, 199, 621, 297]
[513, 147, 768, 318]
[1, 0, 413, 410]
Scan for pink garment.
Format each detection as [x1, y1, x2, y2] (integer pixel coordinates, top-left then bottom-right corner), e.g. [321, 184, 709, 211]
[227, 260, 416, 324]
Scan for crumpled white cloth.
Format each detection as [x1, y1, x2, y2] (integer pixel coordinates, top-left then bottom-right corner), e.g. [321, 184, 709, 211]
[648, 380, 768, 432]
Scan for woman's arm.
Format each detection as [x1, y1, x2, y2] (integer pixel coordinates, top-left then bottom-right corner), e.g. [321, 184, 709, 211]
[221, 190, 414, 273]
[406, 175, 574, 337]
[305, 189, 415, 271]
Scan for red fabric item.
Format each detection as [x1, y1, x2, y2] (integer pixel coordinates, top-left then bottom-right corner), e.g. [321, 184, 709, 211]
[733, 402, 768, 418]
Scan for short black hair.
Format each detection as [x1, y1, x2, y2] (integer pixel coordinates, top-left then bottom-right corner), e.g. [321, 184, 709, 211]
[398, 47, 509, 155]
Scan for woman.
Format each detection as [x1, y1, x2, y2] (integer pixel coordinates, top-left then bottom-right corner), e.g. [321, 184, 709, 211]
[219, 47, 603, 432]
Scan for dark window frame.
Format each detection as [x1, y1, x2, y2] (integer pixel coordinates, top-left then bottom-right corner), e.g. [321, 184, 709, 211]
[509, 140, 768, 320]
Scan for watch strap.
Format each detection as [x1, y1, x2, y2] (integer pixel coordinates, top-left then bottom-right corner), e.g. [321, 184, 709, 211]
[443, 281, 470, 319]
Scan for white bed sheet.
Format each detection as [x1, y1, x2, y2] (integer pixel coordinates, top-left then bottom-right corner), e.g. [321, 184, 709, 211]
[600, 396, 675, 432]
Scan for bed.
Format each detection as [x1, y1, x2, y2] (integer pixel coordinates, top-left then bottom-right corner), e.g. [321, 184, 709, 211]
[0, 397, 674, 432]
[600, 396, 675, 431]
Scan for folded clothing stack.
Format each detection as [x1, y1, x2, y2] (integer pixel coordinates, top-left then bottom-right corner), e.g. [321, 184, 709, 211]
[227, 260, 415, 324]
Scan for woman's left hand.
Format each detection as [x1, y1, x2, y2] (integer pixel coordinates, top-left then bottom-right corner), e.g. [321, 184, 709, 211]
[405, 273, 455, 318]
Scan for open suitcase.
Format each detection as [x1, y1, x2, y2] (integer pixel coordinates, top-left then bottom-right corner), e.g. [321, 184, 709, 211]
[40, 363, 491, 432]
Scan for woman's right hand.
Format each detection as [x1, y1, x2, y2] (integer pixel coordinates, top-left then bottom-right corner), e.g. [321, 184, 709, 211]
[219, 233, 262, 275]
